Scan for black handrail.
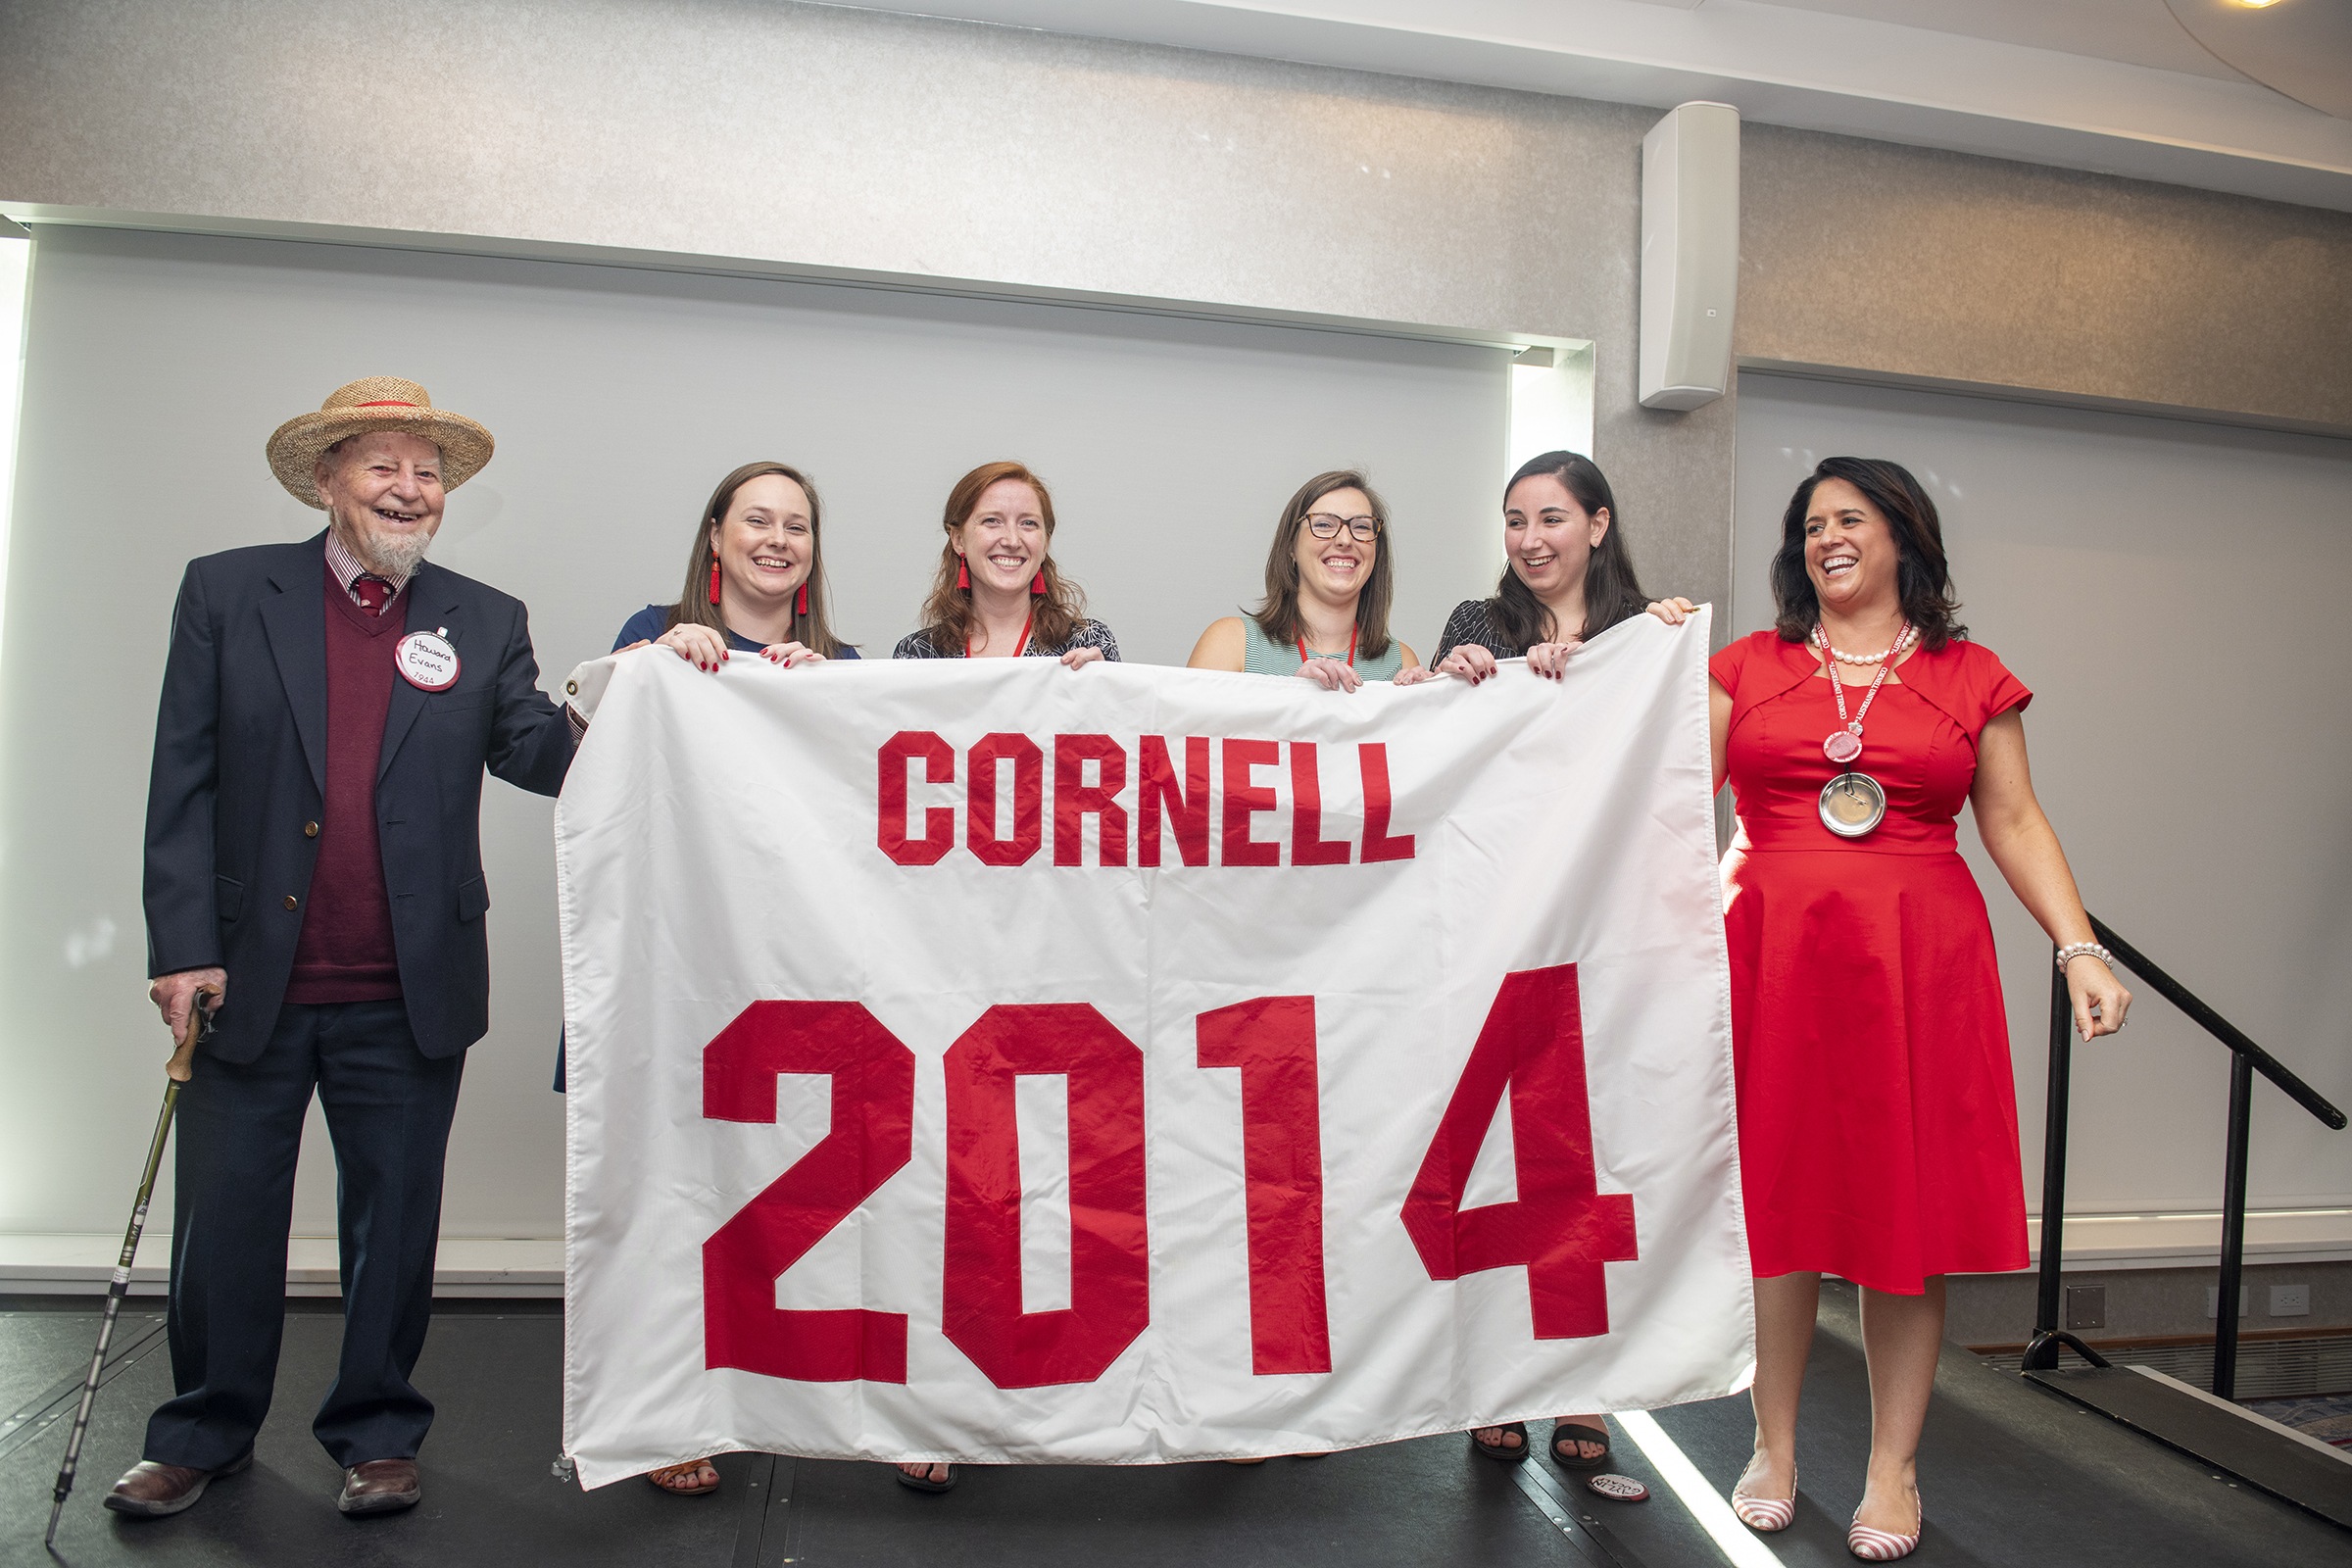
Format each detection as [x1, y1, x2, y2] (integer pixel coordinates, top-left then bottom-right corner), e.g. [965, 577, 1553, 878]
[2022, 917, 2345, 1400]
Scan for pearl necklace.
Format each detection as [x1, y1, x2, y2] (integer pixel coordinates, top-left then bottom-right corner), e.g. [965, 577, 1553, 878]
[1815, 625, 1918, 665]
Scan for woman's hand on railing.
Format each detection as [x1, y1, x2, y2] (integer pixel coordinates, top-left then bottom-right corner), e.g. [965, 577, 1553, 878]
[2066, 956, 2132, 1040]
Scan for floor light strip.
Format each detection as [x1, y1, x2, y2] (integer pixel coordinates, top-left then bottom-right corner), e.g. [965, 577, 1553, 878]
[1614, 1409, 1784, 1568]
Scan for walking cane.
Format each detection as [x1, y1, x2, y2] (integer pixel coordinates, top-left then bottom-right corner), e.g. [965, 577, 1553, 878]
[43, 991, 214, 1549]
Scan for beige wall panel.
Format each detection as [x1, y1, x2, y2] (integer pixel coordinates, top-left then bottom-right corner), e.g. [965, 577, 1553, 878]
[0, 0, 1733, 611]
[1739, 124, 2352, 431]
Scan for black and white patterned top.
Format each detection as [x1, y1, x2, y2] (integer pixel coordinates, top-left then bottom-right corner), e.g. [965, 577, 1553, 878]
[1433, 599, 1527, 663]
[892, 619, 1122, 662]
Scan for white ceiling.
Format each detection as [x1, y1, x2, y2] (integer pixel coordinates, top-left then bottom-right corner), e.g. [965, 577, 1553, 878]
[828, 0, 2352, 211]
[1738, 0, 2248, 80]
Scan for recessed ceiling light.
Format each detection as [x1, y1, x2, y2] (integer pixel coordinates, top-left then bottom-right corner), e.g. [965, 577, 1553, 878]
[2232, 1, 2284, 9]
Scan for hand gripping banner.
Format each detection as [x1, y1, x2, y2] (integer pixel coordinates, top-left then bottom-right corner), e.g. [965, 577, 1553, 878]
[555, 611, 1747, 1485]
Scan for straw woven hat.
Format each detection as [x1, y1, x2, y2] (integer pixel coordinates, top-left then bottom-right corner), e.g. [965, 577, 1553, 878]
[266, 376, 495, 508]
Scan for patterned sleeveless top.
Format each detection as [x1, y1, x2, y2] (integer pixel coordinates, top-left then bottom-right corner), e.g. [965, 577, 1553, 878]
[1240, 615, 1405, 680]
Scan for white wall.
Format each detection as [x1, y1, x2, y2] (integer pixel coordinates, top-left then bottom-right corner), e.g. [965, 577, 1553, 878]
[0, 0, 1736, 615]
[1733, 372, 2352, 1257]
[0, 223, 1532, 1252]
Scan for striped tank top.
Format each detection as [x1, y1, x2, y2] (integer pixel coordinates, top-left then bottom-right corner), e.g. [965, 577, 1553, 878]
[1240, 615, 1405, 680]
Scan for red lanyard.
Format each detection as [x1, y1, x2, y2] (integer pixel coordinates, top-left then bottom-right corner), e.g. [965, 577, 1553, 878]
[1298, 624, 1358, 667]
[969, 611, 1034, 660]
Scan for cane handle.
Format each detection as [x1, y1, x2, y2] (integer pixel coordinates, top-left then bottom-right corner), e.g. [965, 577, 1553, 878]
[167, 987, 217, 1082]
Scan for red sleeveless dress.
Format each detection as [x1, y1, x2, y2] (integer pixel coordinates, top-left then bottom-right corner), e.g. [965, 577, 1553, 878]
[1711, 630, 2033, 1294]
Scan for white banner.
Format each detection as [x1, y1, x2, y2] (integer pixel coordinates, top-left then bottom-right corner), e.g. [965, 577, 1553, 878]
[556, 611, 1747, 1487]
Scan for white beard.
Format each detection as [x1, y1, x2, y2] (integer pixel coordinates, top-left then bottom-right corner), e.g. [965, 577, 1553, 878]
[340, 520, 435, 580]
[368, 527, 435, 580]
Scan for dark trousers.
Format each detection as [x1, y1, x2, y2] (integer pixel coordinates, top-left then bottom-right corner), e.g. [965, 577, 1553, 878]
[144, 999, 464, 1469]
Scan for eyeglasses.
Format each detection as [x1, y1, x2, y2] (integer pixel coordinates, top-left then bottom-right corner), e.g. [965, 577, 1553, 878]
[1304, 513, 1382, 542]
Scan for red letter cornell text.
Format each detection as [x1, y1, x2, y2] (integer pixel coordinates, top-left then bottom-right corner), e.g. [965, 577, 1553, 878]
[1054, 735, 1130, 867]
[1138, 736, 1210, 868]
[1221, 739, 1281, 866]
[878, 731, 955, 866]
[1288, 743, 1351, 866]
[1358, 743, 1415, 863]
[968, 732, 1045, 866]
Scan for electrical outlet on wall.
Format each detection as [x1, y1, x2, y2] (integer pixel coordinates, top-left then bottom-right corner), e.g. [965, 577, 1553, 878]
[2207, 1286, 2250, 1318]
[2271, 1284, 2311, 1317]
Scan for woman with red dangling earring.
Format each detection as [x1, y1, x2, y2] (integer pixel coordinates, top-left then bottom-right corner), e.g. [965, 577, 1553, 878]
[610, 462, 858, 674]
[580, 460, 858, 1499]
[893, 461, 1118, 669]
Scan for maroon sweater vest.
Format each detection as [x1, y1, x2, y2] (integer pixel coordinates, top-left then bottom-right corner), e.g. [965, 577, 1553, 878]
[285, 565, 405, 1003]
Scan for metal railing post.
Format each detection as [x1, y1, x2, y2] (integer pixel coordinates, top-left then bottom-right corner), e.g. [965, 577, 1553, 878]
[2214, 1053, 2254, 1400]
[2014, 914, 2341, 1391]
[2025, 960, 2073, 1368]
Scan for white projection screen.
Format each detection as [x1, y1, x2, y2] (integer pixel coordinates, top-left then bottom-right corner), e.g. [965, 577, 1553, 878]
[0, 223, 1536, 1276]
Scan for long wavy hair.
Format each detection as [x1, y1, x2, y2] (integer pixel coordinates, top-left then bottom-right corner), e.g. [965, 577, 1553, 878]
[1483, 451, 1650, 651]
[917, 461, 1087, 654]
[1770, 457, 1966, 650]
[1250, 469, 1396, 660]
[665, 461, 847, 657]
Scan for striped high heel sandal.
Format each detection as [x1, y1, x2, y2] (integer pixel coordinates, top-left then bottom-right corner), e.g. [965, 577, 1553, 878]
[1846, 1484, 1922, 1561]
[1729, 1462, 1796, 1533]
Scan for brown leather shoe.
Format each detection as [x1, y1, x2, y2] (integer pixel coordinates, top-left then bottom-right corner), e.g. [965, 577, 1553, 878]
[337, 1457, 421, 1516]
[103, 1450, 252, 1518]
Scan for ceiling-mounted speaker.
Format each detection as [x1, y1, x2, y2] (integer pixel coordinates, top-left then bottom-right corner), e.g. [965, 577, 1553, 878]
[1640, 102, 1740, 412]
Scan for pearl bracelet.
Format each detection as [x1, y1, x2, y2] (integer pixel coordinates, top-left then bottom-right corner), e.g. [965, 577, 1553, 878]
[2055, 942, 2115, 972]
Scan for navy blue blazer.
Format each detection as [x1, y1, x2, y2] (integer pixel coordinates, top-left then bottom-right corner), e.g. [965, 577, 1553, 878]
[143, 532, 576, 1062]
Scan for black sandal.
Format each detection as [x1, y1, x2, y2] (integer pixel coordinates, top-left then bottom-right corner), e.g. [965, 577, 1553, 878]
[894, 1463, 956, 1494]
[1469, 1423, 1532, 1464]
[1549, 1422, 1610, 1471]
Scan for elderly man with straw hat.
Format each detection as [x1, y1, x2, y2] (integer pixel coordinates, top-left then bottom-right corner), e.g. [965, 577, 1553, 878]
[110, 377, 576, 1522]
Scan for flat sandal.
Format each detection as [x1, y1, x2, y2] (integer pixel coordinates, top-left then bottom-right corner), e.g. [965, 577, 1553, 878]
[645, 1459, 720, 1496]
[1549, 1421, 1611, 1471]
[1468, 1422, 1531, 1463]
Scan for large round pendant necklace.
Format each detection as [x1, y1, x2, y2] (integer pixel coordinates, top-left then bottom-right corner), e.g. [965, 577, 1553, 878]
[1812, 621, 1913, 839]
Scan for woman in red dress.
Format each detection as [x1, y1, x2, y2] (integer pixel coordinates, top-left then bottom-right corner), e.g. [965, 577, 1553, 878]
[1664, 458, 2131, 1560]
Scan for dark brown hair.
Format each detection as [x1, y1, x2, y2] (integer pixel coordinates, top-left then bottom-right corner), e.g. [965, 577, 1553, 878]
[917, 462, 1087, 655]
[1484, 451, 1651, 650]
[666, 462, 847, 658]
[1250, 469, 1396, 660]
[1771, 457, 1966, 650]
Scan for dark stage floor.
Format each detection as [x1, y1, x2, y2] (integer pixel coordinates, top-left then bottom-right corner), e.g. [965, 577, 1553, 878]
[3, 1285, 2343, 1567]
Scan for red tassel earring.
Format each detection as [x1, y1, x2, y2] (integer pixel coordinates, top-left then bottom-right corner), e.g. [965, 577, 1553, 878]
[795, 581, 809, 615]
[956, 556, 970, 591]
[708, 554, 721, 605]
[1031, 568, 1047, 596]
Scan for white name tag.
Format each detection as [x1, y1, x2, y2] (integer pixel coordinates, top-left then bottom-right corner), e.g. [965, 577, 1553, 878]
[397, 630, 461, 692]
